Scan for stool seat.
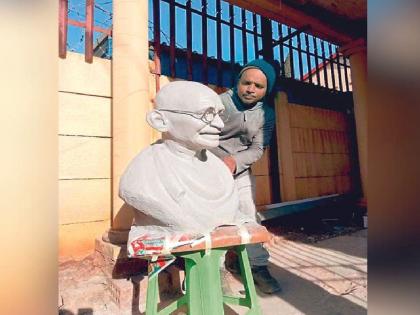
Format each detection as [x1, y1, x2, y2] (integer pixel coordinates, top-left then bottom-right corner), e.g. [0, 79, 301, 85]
[145, 223, 271, 315]
[171, 223, 271, 253]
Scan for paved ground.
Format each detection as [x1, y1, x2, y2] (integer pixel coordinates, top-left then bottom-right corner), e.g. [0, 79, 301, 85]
[59, 229, 367, 315]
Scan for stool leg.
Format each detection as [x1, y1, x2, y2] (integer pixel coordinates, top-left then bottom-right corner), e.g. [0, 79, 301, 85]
[237, 245, 262, 315]
[146, 268, 159, 315]
[182, 249, 226, 315]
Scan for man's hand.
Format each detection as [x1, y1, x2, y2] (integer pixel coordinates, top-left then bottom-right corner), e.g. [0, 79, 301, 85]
[223, 156, 236, 174]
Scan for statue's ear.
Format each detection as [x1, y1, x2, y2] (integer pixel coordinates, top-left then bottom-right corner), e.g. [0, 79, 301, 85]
[146, 110, 169, 132]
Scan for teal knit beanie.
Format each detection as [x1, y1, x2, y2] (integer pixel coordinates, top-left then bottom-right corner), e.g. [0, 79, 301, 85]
[238, 59, 277, 95]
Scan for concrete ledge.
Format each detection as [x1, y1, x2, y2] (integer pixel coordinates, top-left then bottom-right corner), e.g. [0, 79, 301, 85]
[257, 193, 357, 221]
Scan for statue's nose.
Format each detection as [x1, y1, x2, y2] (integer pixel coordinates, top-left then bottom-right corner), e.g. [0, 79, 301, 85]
[210, 114, 224, 130]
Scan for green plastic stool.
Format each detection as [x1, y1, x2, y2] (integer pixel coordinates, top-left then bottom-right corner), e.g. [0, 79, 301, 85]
[145, 245, 262, 315]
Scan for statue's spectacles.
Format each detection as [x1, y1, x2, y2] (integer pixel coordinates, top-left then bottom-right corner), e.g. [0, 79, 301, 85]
[159, 107, 225, 124]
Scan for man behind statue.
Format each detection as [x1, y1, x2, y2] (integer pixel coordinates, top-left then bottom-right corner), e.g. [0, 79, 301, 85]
[119, 81, 252, 253]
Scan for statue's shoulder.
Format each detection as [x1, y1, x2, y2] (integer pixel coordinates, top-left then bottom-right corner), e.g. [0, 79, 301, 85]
[206, 150, 235, 179]
[124, 143, 161, 175]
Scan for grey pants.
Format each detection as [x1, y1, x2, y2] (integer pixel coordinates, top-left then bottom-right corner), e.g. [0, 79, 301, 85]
[235, 172, 269, 267]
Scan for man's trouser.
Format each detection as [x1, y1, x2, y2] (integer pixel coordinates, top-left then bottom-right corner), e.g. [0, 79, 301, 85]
[234, 171, 269, 267]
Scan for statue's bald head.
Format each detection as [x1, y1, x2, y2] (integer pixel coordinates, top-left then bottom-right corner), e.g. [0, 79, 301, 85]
[155, 81, 221, 112]
[147, 81, 225, 151]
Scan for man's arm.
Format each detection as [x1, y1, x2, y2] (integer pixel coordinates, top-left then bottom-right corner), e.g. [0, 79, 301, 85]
[229, 112, 275, 175]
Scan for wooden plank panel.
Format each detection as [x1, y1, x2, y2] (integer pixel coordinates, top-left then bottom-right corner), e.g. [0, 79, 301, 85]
[343, 131, 350, 153]
[320, 129, 332, 153]
[288, 104, 299, 127]
[325, 176, 336, 195]
[318, 177, 327, 196]
[288, 103, 305, 128]
[302, 106, 313, 128]
[311, 107, 324, 130]
[290, 128, 299, 152]
[303, 106, 313, 129]
[59, 92, 111, 137]
[323, 154, 333, 176]
[255, 175, 273, 206]
[307, 177, 319, 197]
[303, 128, 314, 152]
[330, 110, 340, 130]
[330, 153, 339, 176]
[295, 178, 307, 199]
[312, 129, 323, 153]
[337, 111, 346, 130]
[59, 136, 111, 179]
[317, 108, 326, 130]
[293, 152, 307, 178]
[251, 147, 271, 176]
[336, 131, 345, 153]
[290, 127, 304, 152]
[305, 153, 317, 177]
[275, 92, 296, 201]
[313, 153, 323, 177]
[59, 220, 110, 259]
[335, 154, 345, 175]
[59, 179, 111, 225]
[300, 127, 309, 152]
[318, 154, 328, 177]
[329, 131, 338, 153]
[326, 109, 336, 130]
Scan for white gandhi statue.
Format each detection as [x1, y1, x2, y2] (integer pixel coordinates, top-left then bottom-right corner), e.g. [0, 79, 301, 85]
[119, 81, 252, 249]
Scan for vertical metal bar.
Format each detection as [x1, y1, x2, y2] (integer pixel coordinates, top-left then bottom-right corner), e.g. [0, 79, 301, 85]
[262, 20, 280, 204]
[336, 52, 344, 92]
[321, 40, 329, 89]
[169, 0, 176, 77]
[304, 33, 312, 84]
[85, 0, 94, 63]
[261, 17, 273, 60]
[202, 0, 208, 84]
[253, 13, 258, 58]
[153, 0, 161, 91]
[59, 0, 68, 59]
[241, 8, 248, 65]
[277, 23, 284, 77]
[216, 0, 222, 86]
[344, 57, 350, 91]
[297, 33, 304, 81]
[328, 43, 336, 90]
[287, 26, 295, 79]
[229, 3, 235, 85]
[311, 36, 321, 86]
[186, 0, 193, 80]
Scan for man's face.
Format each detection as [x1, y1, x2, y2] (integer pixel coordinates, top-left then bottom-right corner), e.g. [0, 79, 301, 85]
[236, 68, 268, 106]
[165, 95, 225, 151]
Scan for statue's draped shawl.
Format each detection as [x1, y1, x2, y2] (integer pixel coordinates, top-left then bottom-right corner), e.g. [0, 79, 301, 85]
[119, 140, 247, 246]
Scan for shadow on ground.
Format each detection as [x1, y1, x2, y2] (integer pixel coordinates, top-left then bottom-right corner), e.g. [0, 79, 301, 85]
[264, 202, 366, 258]
[260, 261, 367, 315]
